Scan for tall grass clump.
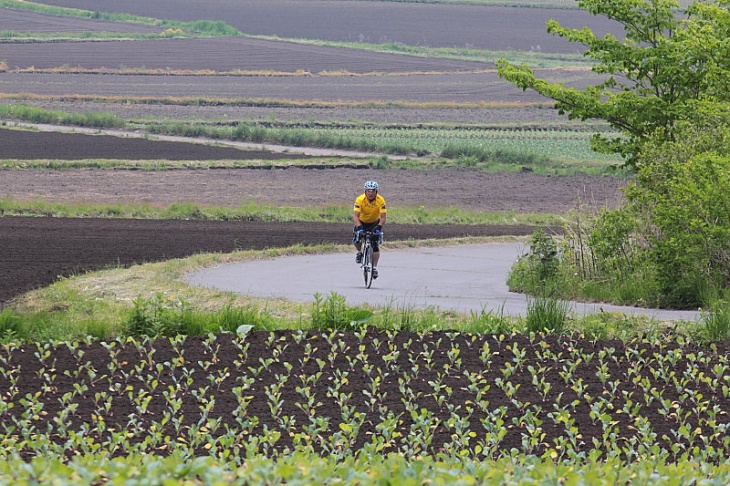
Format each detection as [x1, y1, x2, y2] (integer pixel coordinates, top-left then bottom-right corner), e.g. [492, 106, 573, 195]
[0, 103, 124, 129]
[0, 309, 25, 341]
[700, 297, 730, 342]
[123, 294, 279, 338]
[214, 304, 279, 332]
[310, 292, 373, 331]
[379, 304, 444, 332]
[464, 305, 514, 334]
[524, 296, 571, 334]
[440, 143, 551, 167]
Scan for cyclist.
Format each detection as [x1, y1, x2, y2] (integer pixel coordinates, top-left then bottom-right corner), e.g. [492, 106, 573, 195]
[353, 180, 386, 279]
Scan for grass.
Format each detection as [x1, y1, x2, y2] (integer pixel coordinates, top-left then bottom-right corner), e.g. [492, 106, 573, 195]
[0, 198, 565, 226]
[0, 104, 124, 129]
[4, 236, 695, 345]
[248, 35, 593, 69]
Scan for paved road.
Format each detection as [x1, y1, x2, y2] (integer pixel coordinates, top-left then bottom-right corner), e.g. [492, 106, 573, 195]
[186, 242, 701, 322]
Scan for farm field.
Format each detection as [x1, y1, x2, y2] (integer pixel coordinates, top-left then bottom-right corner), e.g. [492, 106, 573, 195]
[1, 328, 729, 466]
[0, 8, 161, 34]
[24, 0, 622, 52]
[0, 0, 628, 309]
[0, 127, 628, 305]
[2, 1, 726, 481]
[1, 0, 621, 167]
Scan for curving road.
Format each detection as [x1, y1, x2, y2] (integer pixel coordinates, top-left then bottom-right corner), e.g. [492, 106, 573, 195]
[186, 242, 701, 322]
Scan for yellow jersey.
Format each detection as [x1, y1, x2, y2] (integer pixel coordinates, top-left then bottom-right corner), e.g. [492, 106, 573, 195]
[354, 193, 387, 224]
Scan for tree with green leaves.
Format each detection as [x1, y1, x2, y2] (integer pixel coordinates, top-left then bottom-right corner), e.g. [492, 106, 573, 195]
[497, 0, 730, 169]
[500, 0, 730, 309]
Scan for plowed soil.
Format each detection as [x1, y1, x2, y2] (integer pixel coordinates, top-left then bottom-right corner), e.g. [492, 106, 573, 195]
[3, 331, 726, 462]
[28, 0, 621, 52]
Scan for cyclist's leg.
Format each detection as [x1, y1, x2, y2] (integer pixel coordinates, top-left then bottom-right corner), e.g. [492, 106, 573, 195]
[353, 227, 363, 263]
[372, 236, 381, 268]
[353, 227, 362, 252]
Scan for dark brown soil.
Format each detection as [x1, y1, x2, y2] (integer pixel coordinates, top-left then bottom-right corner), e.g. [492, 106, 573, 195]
[2, 328, 727, 461]
[0, 127, 320, 161]
[0, 216, 545, 307]
[0, 36, 492, 73]
[0, 70, 591, 105]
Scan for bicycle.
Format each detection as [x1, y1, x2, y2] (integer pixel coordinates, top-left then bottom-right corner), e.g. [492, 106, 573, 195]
[358, 230, 382, 289]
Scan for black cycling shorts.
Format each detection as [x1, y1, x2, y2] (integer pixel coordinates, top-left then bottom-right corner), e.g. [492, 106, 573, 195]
[353, 222, 381, 251]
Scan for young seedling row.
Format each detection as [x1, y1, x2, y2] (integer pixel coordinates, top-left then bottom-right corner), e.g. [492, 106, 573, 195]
[1, 328, 728, 463]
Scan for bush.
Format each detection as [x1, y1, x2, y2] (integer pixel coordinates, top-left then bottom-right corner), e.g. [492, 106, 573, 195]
[187, 20, 239, 36]
[509, 115, 730, 310]
[622, 120, 730, 307]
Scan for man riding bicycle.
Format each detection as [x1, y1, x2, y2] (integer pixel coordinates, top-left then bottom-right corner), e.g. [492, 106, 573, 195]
[353, 180, 387, 279]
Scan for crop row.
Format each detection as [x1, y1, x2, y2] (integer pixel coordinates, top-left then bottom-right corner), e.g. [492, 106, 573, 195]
[250, 126, 621, 163]
[0, 329, 728, 463]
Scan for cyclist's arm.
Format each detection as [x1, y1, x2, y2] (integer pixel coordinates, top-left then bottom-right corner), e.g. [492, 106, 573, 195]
[353, 210, 362, 227]
[378, 213, 386, 228]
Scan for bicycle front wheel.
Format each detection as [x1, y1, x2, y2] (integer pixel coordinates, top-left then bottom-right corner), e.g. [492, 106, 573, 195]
[363, 244, 374, 288]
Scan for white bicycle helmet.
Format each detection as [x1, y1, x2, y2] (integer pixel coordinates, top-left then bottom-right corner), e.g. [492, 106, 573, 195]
[364, 180, 379, 190]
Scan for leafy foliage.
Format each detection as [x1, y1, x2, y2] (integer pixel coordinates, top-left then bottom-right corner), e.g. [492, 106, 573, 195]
[500, 0, 730, 311]
[497, 0, 730, 168]
[622, 120, 730, 306]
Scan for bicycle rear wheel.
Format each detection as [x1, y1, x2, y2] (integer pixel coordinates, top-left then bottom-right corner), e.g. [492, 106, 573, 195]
[363, 244, 374, 288]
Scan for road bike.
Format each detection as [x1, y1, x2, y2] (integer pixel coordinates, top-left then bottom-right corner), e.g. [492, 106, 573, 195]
[359, 230, 382, 289]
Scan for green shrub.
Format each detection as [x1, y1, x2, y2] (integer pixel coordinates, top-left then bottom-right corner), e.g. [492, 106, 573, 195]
[526, 230, 559, 282]
[124, 295, 172, 337]
[187, 20, 239, 36]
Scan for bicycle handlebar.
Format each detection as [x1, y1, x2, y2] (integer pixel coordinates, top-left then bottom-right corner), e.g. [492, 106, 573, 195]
[357, 230, 383, 244]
